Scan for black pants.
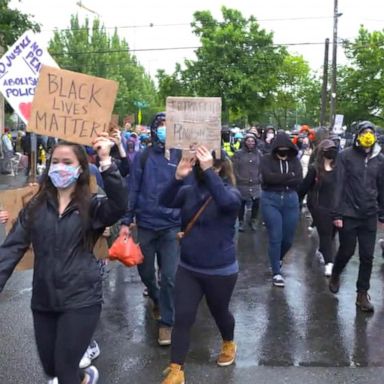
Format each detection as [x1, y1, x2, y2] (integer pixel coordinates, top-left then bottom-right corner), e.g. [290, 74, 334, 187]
[171, 266, 238, 365]
[33, 304, 101, 384]
[332, 216, 377, 292]
[312, 207, 337, 264]
[238, 198, 260, 222]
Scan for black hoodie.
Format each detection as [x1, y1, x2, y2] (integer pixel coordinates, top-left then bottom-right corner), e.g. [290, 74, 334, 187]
[332, 125, 384, 221]
[260, 132, 303, 192]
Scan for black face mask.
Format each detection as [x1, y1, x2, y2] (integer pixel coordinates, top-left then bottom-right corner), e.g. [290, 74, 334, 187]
[276, 149, 290, 158]
[323, 149, 338, 160]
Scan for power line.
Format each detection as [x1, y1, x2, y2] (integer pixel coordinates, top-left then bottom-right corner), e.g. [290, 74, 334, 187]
[34, 16, 334, 33]
[49, 41, 341, 56]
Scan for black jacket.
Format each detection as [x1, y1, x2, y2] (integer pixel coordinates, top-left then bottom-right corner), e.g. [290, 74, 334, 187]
[0, 164, 128, 311]
[298, 165, 337, 210]
[260, 132, 303, 192]
[332, 143, 384, 221]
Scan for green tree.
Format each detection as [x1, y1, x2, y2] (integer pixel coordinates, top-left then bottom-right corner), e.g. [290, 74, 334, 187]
[48, 15, 159, 124]
[338, 27, 384, 125]
[0, 0, 40, 48]
[265, 55, 321, 129]
[158, 7, 287, 123]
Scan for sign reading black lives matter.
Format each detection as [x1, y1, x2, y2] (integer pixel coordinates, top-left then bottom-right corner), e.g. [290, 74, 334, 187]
[166, 97, 222, 158]
[27, 65, 118, 146]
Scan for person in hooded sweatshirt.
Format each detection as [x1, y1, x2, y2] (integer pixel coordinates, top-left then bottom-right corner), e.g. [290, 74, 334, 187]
[120, 112, 181, 346]
[260, 132, 303, 287]
[329, 121, 384, 312]
[232, 132, 262, 231]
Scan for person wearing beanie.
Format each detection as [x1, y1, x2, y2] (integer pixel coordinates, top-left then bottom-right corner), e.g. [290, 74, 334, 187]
[329, 121, 384, 312]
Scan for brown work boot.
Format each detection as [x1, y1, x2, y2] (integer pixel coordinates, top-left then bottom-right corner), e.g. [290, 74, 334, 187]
[328, 273, 340, 294]
[161, 364, 185, 384]
[158, 326, 172, 346]
[356, 291, 374, 313]
[217, 340, 237, 367]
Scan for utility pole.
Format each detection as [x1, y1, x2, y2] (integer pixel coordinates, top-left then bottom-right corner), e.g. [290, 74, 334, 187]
[330, 0, 342, 131]
[320, 38, 330, 127]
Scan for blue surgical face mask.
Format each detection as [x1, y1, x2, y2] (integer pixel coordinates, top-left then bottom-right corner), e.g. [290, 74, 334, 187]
[48, 163, 81, 189]
[157, 126, 166, 143]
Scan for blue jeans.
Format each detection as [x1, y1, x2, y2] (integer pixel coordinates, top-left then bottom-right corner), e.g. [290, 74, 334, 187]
[137, 227, 180, 327]
[261, 190, 300, 275]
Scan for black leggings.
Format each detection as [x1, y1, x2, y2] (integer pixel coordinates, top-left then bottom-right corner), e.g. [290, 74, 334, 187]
[33, 304, 101, 384]
[171, 266, 238, 365]
[312, 207, 337, 264]
[238, 198, 260, 222]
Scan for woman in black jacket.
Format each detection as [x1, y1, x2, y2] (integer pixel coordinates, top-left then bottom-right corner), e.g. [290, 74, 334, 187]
[0, 137, 128, 384]
[260, 132, 302, 287]
[299, 139, 338, 277]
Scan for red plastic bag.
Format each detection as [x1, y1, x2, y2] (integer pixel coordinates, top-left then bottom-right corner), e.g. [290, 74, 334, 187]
[108, 234, 144, 267]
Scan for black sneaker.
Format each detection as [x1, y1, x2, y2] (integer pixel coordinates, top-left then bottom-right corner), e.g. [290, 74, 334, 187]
[329, 274, 340, 294]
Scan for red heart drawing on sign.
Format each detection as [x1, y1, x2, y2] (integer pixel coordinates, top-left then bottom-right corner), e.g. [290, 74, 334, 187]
[19, 102, 32, 121]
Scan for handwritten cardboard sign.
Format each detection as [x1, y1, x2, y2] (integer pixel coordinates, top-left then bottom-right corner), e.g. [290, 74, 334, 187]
[27, 65, 118, 146]
[0, 30, 59, 125]
[166, 97, 222, 157]
[0, 184, 109, 270]
[0, 185, 38, 270]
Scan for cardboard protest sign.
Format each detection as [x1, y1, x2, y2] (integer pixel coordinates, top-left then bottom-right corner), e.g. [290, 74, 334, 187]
[0, 183, 109, 269]
[0, 30, 58, 126]
[27, 65, 118, 146]
[166, 97, 222, 157]
[0, 185, 38, 270]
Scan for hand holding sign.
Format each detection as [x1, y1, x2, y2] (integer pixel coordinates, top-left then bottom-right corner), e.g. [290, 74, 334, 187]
[92, 134, 114, 161]
[0, 210, 10, 224]
[196, 145, 214, 171]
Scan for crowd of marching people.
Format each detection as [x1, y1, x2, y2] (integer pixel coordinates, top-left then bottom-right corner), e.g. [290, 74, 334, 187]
[1, 113, 384, 384]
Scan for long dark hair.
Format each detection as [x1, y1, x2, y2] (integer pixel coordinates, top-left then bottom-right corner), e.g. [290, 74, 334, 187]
[28, 142, 91, 238]
[194, 151, 236, 186]
[314, 139, 337, 182]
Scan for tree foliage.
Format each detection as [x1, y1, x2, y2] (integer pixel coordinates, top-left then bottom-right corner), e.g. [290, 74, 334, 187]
[0, 0, 40, 48]
[157, 7, 321, 128]
[338, 27, 384, 125]
[265, 55, 321, 129]
[48, 15, 159, 123]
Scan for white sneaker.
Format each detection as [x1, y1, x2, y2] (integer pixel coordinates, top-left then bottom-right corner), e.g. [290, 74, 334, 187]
[48, 379, 58, 384]
[324, 263, 334, 277]
[83, 366, 99, 384]
[272, 274, 285, 287]
[79, 341, 100, 369]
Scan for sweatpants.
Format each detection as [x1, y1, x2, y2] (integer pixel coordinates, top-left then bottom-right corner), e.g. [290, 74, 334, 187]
[32, 304, 101, 384]
[171, 266, 238, 365]
[332, 216, 377, 292]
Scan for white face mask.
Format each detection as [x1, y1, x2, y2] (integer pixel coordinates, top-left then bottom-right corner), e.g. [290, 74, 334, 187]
[266, 132, 274, 140]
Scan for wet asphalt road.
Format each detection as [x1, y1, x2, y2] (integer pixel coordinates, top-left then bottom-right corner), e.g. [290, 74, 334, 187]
[1, 209, 384, 383]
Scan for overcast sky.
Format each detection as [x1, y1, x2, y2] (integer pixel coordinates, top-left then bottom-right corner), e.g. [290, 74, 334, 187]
[9, 0, 384, 78]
